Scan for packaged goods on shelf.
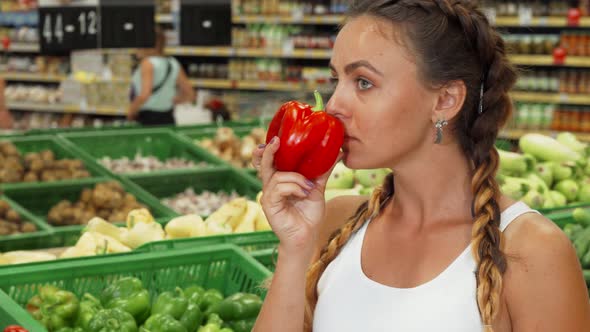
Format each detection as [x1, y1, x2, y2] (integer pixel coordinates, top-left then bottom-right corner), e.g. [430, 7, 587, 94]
[232, 24, 335, 50]
[0, 55, 69, 76]
[4, 84, 62, 104]
[515, 69, 590, 95]
[552, 106, 590, 132]
[504, 33, 560, 55]
[0, 0, 38, 12]
[480, 0, 570, 17]
[235, 0, 348, 15]
[509, 102, 555, 131]
[0, 26, 37, 43]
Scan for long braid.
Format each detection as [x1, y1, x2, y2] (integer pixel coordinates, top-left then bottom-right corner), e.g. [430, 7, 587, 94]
[303, 173, 394, 331]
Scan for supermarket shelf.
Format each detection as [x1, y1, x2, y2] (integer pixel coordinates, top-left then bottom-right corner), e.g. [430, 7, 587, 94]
[509, 55, 590, 67]
[494, 16, 590, 27]
[232, 14, 345, 25]
[190, 78, 331, 92]
[512, 91, 590, 105]
[165, 46, 332, 59]
[6, 42, 39, 53]
[7, 102, 125, 116]
[1, 72, 66, 83]
[499, 129, 590, 142]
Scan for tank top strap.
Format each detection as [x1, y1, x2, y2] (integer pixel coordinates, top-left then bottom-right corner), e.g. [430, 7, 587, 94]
[499, 201, 539, 232]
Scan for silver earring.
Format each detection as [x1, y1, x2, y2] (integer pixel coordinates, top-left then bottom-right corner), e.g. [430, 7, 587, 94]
[434, 118, 448, 144]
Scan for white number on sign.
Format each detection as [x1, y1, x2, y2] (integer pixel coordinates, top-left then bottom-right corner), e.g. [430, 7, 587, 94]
[78, 11, 98, 36]
[43, 14, 65, 44]
[88, 11, 97, 35]
[43, 14, 52, 43]
[54, 14, 64, 43]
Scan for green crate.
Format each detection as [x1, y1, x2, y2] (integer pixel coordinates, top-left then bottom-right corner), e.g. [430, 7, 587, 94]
[538, 202, 590, 216]
[59, 128, 226, 176]
[0, 195, 55, 252]
[2, 177, 175, 230]
[129, 168, 262, 210]
[24, 124, 141, 136]
[0, 244, 271, 330]
[135, 231, 278, 253]
[545, 211, 576, 229]
[0, 136, 109, 190]
[251, 248, 277, 272]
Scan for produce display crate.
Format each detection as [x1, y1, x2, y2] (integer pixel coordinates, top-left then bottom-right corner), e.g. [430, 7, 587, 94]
[129, 168, 262, 217]
[135, 230, 278, 254]
[0, 135, 110, 190]
[24, 124, 141, 136]
[539, 203, 590, 216]
[0, 244, 272, 330]
[545, 211, 574, 229]
[59, 128, 226, 177]
[2, 177, 176, 232]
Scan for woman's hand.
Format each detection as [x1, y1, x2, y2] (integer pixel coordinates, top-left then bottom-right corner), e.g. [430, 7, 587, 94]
[252, 136, 341, 258]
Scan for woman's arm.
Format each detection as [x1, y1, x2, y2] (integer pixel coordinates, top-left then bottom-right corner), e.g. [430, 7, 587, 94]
[174, 66, 196, 104]
[127, 59, 154, 120]
[504, 214, 590, 331]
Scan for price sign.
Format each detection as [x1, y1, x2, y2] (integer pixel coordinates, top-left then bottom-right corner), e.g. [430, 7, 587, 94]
[39, 1, 99, 54]
[180, 0, 231, 46]
[39, 0, 154, 54]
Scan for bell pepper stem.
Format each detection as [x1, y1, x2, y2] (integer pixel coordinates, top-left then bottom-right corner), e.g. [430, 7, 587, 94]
[311, 90, 324, 112]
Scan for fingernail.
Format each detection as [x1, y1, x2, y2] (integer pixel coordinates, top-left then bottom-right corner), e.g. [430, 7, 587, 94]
[258, 144, 266, 149]
[305, 179, 315, 188]
[270, 136, 278, 144]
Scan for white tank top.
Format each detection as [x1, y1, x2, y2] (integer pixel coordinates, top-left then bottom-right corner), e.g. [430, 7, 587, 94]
[313, 201, 538, 332]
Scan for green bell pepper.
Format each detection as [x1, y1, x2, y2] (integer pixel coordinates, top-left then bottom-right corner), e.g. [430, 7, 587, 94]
[197, 324, 222, 332]
[184, 285, 205, 305]
[88, 308, 138, 332]
[207, 293, 262, 322]
[199, 289, 223, 312]
[151, 287, 203, 332]
[75, 293, 102, 329]
[206, 313, 224, 326]
[26, 285, 80, 332]
[207, 293, 261, 332]
[101, 277, 151, 324]
[152, 288, 188, 319]
[226, 318, 255, 332]
[141, 313, 187, 332]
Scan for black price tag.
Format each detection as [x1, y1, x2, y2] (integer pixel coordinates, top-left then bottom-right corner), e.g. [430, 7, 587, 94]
[100, 0, 155, 49]
[39, 1, 99, 54]
[180, 0, 231, 46]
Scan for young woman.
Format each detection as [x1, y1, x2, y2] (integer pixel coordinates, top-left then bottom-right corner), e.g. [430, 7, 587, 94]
[252, 1, 590, 331]
[128, 27, 195, 126]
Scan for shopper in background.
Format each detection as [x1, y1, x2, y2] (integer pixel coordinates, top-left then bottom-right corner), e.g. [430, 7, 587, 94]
[128, 26, 195, 126]
[252, 1, 590, 331]
[0, 78, 14, 129]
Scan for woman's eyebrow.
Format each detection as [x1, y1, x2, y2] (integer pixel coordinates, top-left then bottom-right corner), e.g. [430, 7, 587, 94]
[329, 60, 384, 77]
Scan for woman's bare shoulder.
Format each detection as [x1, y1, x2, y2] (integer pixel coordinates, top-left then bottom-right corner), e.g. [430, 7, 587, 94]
[315, 195, 368, 253]
[501, 203, 590, 330]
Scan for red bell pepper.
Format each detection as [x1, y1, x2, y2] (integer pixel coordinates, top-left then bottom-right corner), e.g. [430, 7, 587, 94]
[266, 91, 344, 179]
[3, 326, 28, 332]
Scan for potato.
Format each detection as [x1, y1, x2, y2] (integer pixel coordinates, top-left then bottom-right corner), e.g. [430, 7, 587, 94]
[124, 193, 137, 206]
[40, 150, 55, 162]
[81, 211, 96, 224]
[41, 171, 57, 182]
[0, 200, 9, 216]
[105, 181, 124, 194]
[71, 208, 84, 224]
[80, 188, 93, 203]
[0, 142, 19, 157]
[0, 221, 13, 235]
[66, 159, 84, 170]
[5, 157, 24, 172]
[61, 207, 74, 221]
[23, 172, 39, 182]
[6, 209, 20, 222]
[1, 169, 23, 183]
[24, 152, 40, 164]
[29, 159, 45, 173]
[105, 191, 123, 209]
[53, 170, 70, 180]
[47, 208, 62, 225]
[96, 209, 111, 220]
[92, 188, 110, 208]
[20, 222, 37, 233]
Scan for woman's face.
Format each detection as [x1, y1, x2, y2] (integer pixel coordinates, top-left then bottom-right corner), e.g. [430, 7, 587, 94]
[327, 15, 440, 170]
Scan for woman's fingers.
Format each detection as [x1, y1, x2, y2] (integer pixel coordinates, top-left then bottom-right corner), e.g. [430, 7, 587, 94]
[259, 136, 280, 185]
[268, 172, 316, 192]
[263, 182, 310, 207]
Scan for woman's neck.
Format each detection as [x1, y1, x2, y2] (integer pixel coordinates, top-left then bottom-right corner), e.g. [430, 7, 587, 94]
[384, 141, 475, 227]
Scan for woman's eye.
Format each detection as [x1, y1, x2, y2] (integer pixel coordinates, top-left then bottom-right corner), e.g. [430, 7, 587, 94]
[357, 78, 373, 90]
[329, 77, 339, 85]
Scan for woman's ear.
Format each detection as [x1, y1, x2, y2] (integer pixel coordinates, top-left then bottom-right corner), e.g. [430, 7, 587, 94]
[431, 80, 467, 123]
